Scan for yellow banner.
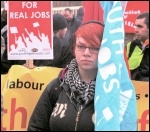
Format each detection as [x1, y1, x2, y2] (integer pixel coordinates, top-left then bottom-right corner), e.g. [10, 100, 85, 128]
[1, 65, 149, 131]
[132, 80, 149, 131]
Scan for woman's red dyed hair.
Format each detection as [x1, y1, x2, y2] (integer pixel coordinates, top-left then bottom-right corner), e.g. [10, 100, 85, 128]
[73, 22, 104, 48]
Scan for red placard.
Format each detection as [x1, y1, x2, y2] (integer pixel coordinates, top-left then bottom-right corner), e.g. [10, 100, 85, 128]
[8, 1, 53, 60]
[124, 1, 149, 33]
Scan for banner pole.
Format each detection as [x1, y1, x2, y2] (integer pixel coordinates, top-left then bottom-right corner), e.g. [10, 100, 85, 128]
[26, 59, 34, 69]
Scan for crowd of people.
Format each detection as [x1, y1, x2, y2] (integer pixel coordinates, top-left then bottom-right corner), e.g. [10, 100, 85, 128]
[1, 7, 84, 74]
[1, 4, 149, 131]
[2, 7, 148, 81]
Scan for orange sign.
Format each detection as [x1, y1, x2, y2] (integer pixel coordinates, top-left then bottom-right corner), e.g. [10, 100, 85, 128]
[132, 80, 149, 131]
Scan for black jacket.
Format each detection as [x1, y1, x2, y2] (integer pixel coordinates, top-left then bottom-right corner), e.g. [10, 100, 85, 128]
[135, 45, 149, 81]
[27, 68, 94, 131]
[65, 16, 82, 46]
[1, 35, 74, 74]
[34, 35, 74, 68]
[126, 39, 143, 80]
[1, 48, 26, 74]
[66, 16, 82, 38]
[1, 17, 7, 30]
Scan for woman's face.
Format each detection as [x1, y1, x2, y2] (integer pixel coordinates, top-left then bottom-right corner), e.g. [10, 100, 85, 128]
[75, 36, 99, 71]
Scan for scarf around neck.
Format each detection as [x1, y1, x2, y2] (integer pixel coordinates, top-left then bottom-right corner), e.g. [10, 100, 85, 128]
[65, 59, 95, 107]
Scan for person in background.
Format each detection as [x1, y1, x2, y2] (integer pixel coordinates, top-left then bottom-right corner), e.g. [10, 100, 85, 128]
[1, 14, 73, 74]
[126, 38, 143, 79]
[63, 8, 82, 47]
[1, 36, 5, 59]
[1, 8, 26, 74]
[1, 9, 7, 51]
[1, 50, 26, 74]
[134, 39, 149, 81]
[1, 9, 7, 56]
[1, 9, 7, 30]
[1, 24, 7, 47]
[1, 24, 26, 74]
[27, 20, 104, 131]
[76, 7, 84, 23]
[60, 10, 65, 16]
[33, 13, 74, 68]
[126, 12, 149, 80]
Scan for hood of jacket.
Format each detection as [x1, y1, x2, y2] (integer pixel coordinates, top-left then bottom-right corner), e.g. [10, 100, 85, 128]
[58, 67, 68, 85]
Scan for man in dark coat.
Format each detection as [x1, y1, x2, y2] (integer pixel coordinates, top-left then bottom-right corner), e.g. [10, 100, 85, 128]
[126, 12, 149, 80]
[63, 8, 82, 47]
[135, 43, 149, 81]
[1, 14, 74, 74]
[34, 13, 74, 68]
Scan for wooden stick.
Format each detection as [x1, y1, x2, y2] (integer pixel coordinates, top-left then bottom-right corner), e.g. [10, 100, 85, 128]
[26, 59, 34, 69]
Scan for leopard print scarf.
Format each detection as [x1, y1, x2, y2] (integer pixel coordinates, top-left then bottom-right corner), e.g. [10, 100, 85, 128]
[65, 59, 95, 107]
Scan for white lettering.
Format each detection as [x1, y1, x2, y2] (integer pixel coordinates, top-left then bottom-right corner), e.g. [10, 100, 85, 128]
[9, 12, 50, 19]
[109, 23, 124, 35]
[22, 2, 37, 8]
[51, 103, 67, 118]
[30, 12, 50, 18]
[124, 10, 141, 15]
[103, 78, 120, 93]
[98, 1, 123, 94]
[112, 39, 124, 54]
[10, 12, 15, 18]
[99, 63, 117, 80]
[9, 12, 28, 19]
[108, 6, 122, 23]
[98, 47, 111, 64]
[22, 2, 26, 8]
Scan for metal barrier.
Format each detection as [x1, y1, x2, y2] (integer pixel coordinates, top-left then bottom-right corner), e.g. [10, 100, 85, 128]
[1, 6, 81, 15]
[52, 6, 82, 15]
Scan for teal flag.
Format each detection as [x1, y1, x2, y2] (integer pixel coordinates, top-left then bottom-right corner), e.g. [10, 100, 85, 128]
[94, 1, 137, 131]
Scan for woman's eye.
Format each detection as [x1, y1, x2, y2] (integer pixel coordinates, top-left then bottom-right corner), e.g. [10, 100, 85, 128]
[79, 45, 84, 49]
[91, 48, 99, 51]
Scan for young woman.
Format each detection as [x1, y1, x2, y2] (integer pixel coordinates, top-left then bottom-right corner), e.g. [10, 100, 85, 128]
[27, 20, 104, 131]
